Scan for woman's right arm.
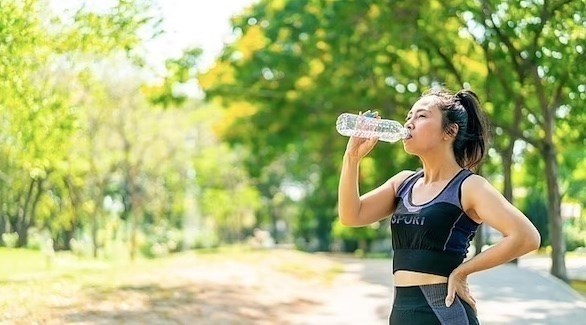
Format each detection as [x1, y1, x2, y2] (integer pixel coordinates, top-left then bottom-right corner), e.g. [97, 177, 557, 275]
[337, 129, 412, 227]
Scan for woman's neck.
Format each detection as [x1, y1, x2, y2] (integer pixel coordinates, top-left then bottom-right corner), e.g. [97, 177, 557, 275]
[419, 156, 462, 183]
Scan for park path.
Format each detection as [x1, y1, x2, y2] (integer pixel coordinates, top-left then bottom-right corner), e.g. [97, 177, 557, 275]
[287, 255, 393, 324]
[3, 250, 585, 324]
[289, 254, 586, 325]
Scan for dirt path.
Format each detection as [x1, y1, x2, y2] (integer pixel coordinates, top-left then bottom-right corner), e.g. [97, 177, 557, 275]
[287, 255, 393, 325]
[3, 250, 393, 325]
[7, 250, 583, 324]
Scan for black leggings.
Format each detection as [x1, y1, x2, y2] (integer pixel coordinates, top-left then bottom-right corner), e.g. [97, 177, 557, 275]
[390, 283, 479, 325]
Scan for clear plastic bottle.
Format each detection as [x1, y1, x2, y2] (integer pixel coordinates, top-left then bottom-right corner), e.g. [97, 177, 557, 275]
[336, 113, 410, 143]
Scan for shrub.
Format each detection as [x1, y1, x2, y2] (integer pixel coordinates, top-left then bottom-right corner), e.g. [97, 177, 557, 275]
[1, 233, 19, 248]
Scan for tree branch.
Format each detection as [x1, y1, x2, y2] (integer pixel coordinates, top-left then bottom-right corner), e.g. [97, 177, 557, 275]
[551, 73, 568, 109]
[421, 35, 464, 86]
[501, 124, 543, 150]
[480, 0, 526, 81]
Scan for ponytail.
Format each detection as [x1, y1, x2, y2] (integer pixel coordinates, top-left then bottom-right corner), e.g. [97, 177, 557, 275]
[422, 88, 490, 170]
[454, 90, 489, 170]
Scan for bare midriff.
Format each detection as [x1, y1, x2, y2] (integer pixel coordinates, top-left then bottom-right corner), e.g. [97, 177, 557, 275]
[393, 270, 448, 287]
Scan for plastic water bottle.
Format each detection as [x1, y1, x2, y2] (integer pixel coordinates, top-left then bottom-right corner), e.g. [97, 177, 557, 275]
[336, 113, 410, 143]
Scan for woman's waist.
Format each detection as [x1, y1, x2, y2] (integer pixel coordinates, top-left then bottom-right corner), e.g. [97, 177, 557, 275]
[392, 249, 463, 277]
[393, 270, 448, 287]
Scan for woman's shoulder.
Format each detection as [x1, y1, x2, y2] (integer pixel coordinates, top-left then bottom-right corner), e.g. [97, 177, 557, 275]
[461, 173, 498, 199]
[462, 172, 490, 186]
[387, 169, 419, 191]
[393, 169, 419, 182]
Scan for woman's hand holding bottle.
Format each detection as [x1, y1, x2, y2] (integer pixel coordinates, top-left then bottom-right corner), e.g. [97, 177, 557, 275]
[344, 110, 380, 161]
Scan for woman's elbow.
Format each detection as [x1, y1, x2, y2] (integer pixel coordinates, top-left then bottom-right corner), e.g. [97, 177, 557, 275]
[521, 227, 541, 253]
[338, 205, 361, 227]
[338, 209, 364, 227]
[338, 215, 358, 227]
[528, 228, 541, 251]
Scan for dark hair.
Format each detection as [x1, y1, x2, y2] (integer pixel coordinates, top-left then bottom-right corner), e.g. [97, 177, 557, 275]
[422, 88, 490, 170]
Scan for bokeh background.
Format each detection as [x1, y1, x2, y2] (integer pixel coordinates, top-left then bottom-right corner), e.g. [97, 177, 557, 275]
[0, 0, 584, 323]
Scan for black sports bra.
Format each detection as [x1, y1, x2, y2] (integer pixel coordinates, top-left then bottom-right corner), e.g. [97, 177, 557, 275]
[390, 169, 480, 277]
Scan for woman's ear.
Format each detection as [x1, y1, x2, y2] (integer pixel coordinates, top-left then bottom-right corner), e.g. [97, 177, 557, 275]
[445, 123, 459, 139]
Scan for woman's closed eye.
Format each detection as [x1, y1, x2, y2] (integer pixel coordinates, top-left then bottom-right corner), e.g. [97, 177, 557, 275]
[405, 114, 426, 121]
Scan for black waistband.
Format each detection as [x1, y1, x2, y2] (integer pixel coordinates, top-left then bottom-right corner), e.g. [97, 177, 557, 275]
[393, 249, 463, 277]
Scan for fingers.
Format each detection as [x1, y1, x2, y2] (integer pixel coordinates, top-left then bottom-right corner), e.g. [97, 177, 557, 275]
[445, 289, 478, 314]
[445, 283, 455, 307]
[345, 109, 381, 159]
[355, 110, 379, 141]
[358, 110, 378, 117]
[367, 136, 379, 147]
[360, 110, 378, 133]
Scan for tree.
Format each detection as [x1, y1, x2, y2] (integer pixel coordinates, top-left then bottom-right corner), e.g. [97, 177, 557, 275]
[0, 0, 158, 248]
[201, 0, 422, 251]
[200, 0, 585, 273]
[460, 0, 586, 281]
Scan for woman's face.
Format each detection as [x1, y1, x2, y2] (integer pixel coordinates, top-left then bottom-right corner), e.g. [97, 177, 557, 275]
[402, 96, 448, 154]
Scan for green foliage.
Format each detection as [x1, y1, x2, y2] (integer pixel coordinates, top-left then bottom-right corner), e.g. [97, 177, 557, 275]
[565, 213, 586, 252]
[0, 0, 159, 250]
[201, 0, 426, 250]
[0, 0, 583, 267]
[196, 145, 262, 243]
[522, 191, 549, 247]
[0, 0, 263, 261]
[1, 233, 19, 248]
[565, 223, 586, 252]
[139, 222, 183, 258]
[200, 0, 585, 261]
[146, 47, 203, 108]
[331, 219, 383, 253]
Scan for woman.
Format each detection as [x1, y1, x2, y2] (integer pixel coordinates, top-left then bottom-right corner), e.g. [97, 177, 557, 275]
[337, 88, 540, 324]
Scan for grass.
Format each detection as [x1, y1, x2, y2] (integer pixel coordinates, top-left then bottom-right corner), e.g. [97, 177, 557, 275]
[194, 245, 344, 282]
[1, 249, 112, 321]
[0, 246, 345, 323]
[0, 247, 48, 278]
[0, 245, 344, 283]
[570, 280, 586, 297]
[276, 255, 344, 283]
[530, 249, 586, 297]
[0, 246, 164, 293]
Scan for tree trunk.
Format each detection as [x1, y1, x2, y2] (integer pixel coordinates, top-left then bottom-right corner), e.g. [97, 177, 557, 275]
[358, 238, 368, 256]
[533, 62, 567, 281]
[502, 149, 514, 204]
[61, 228, 74, 251]
[16, 179, 36, 247]
[543, 142, 567, 281]
[270, 205, 279, 244]
[29, 179, 44, 228]
[0, 214, 5, 246]
[128, 166, 140, 261]
[0, 185, 4, 245]
[474, 223, 484, 256]
[91, 211, 99, 258]
[473, 165, 487, 256]
[128, 185, 138, 260]
[130, 211, 137, 260]
[64, 176, 80, 252]
[503, 145, 518, 265]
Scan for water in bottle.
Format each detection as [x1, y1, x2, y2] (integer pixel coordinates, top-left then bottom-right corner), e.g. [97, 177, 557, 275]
[336, 113, 410, 143]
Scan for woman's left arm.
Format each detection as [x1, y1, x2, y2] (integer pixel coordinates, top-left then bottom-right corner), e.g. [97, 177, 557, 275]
[445, 174, 541, 309]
